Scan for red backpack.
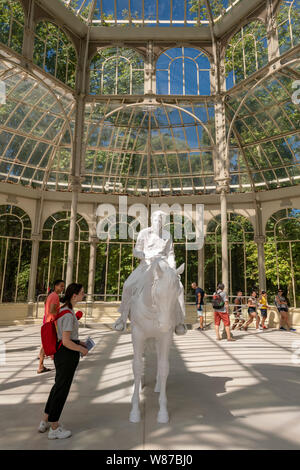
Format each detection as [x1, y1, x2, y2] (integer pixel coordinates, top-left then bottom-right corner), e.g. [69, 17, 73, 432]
[212, 292, 225, 310]
[41, 308, 72, 356]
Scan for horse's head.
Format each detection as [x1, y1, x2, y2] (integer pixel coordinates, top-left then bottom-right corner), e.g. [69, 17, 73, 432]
[152, 260, 185, 333]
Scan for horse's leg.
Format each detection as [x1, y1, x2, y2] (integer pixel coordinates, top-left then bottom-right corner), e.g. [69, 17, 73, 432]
[154, 339, 160, 393]
[156, 331, 172, 423]
[130, 326, 145, 423]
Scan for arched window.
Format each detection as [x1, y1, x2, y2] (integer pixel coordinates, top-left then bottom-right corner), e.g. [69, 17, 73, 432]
[265, 208, 300, 307]
[90, 47, 144, 95]
[225, 20, 268, 89]
[277, 0, 300, 55]
[95, 214, 139, 301]
[164, 214, 198, 301]
[83, 102, 215, 195]
[0, 205, 32, 302]
[0, 0, 24, 54]
[205, 213, 257, 297]
[156, 47, 211, 95]
[33, 21, 77, 88]
[37, 212, 89, 295]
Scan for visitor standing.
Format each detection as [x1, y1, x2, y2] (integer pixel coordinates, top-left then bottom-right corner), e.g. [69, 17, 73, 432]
[191, 282, 205, 330]
[275, 289, 296, 331]
[232, 289, 245, 330]
[37, 280, 65, 374]
[258, 291, 270, 329]
[38, 283, 88, 439]
[213, 283, 235, 341]
[243, 290, 260, 331]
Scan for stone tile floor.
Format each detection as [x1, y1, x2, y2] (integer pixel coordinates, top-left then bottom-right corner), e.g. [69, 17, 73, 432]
[1, 325, 300, 450]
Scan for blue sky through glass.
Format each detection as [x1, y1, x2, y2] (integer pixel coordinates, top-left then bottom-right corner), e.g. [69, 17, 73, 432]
[61, 0, 212, 24]
[61, 0, 243, 24]
[157, 47, 211, 95]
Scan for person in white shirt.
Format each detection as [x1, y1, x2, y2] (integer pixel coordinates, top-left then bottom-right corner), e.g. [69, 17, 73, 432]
[114, 210, 186, 334]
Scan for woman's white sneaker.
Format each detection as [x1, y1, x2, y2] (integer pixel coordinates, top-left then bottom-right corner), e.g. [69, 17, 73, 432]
[48, 426, 72, 440]
[38, 420, 50, 433]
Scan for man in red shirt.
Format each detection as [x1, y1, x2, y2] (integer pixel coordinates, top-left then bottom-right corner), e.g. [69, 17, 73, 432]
[37, 280, 65, 374]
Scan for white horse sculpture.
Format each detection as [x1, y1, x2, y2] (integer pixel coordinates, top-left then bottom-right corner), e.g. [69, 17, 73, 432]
[129, 258, 185, 424]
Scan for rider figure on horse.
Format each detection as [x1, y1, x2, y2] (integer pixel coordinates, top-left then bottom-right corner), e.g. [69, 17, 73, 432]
[114, 210, 186, 335]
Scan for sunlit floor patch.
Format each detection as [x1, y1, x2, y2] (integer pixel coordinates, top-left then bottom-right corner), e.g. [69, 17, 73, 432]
[1, 325, 300, 449]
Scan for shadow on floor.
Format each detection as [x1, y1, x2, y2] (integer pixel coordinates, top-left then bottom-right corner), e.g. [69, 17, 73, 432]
[1, 329, 300, 449]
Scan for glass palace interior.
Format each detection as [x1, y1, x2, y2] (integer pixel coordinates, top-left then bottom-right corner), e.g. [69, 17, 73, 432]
[0, 0, 299, 316]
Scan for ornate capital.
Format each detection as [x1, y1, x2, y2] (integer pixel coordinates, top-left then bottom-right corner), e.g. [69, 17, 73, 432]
[89, 235, 98, 245]
[69, 175, 81, 192]
[254, 235, 266, 244]
[31, 232, 42, 242]
[215, 177, 230, 194]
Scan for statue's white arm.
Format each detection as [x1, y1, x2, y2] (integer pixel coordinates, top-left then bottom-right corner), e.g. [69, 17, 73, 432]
[166, 235, 176, 270]
[133, 231, 145, 260]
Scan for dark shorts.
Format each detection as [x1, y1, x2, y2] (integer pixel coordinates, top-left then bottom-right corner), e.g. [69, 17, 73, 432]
[260, 309, 268, 318]
[278, 307, 288, 313]
[214, 311, 230, 327]
[248, 307, 257, 316]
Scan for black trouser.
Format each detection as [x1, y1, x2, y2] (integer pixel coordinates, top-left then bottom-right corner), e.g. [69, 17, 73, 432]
[45, 342, 80, 423]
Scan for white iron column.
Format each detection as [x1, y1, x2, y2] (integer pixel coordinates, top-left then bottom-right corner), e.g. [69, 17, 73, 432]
[87, 235, 98, 317]
[65, 177, 80, 287]
[27, 234, 41, 319]
[27, 197, 43, 319]
[215, 94, 230, 291]
[65, 12, 91, 285]
[144, 41, 156, 94]
[254, 199, 266, 291]
[266, 0, 280, 62]
[255, 235, 267, 292]
[198, 247, 204, 289]
[220, 189, 229, 290]
[22, 0, 35, 62]
[214, 32, 230, 289]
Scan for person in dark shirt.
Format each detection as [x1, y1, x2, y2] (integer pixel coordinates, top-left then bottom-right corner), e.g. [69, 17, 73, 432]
[191, 282, 205, 331]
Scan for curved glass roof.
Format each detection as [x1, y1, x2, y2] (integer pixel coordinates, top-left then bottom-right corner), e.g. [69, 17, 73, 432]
[83, 100, 215, 194]
[0, 56, 299, 195]
[0, 60, 75, 190]
[226, 57, 300, 192]
[0, 0, 299, 196]
[59, 0, 242, 26]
